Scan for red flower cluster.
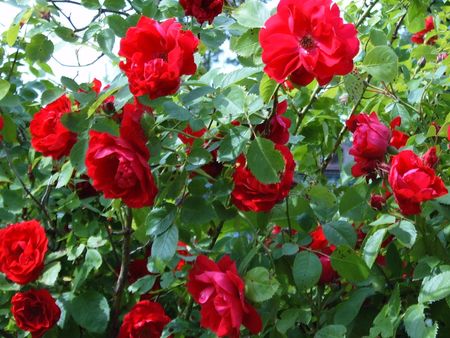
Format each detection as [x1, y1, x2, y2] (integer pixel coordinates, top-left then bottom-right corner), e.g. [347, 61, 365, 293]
[0, 220, 48, 285]
[232, 144, 295, 212]
[259, 0, 359, 86]
[187, 255, 262, 338]
[119, 17, 198, 99]
[85, 102, 158, 208]
[179, 0, 224, 24]
[307, 226, 337, 284]
[346, 112, 391, 178]
[256, 100, 292, 145]
[411, 16, 437, 45]
[11, 289, 61, 338]
[388, 150, 447, 215]
[118, 300, 171, 338]
[30, 95, 77, 160]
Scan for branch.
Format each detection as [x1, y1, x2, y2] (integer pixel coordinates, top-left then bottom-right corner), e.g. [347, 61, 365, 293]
[51, 53, 104, 68]
[355, 0, 381, 28]
[109, 207, 133, 336]
[293, 84, 321, 134]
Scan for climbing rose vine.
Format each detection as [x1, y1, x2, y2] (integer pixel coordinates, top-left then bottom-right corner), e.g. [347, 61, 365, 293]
[0, 0, 448, 337]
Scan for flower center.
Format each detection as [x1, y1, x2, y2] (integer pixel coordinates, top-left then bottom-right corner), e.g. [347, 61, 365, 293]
[300, 35, 315, 50]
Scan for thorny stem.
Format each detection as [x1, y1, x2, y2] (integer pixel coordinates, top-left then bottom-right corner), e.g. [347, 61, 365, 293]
[109, 207, 133, 336]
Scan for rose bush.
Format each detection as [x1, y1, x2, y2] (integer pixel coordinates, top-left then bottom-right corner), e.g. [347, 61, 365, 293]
[0, 0, 449, 337]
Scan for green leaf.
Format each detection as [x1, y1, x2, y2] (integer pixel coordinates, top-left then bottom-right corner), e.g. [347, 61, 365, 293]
[6, 24, 20, 47]
[389, 220, 417, 248]
[246, 137, 285, 185]
[91, 116, 119, 136]
[107, 15, 130, 37]
[85, 249, 102, 270]
[1, 113, 17, 143]
[25, 34, 54, 62]
[331, 246, 370, 282]
[180, 196, 216, 225]
[104, 0, 126, 10]
[334, 287, 375, 326]
[362, 46, 398, 82]
[96, 29, 116, 58]
[146, 206, 176, 237]
[217, 126, 251, 162]
[276, 309, 300, 334]
[234, 0, 271, 28]
[39, 261, 61, 286]
[61, 76, 79, 91]
[363, 228, 387, 268]
[152, 225, 179, 261]
[419, 271, 450, 303]
[128, 275, 156, 295]
[370, 29, 388, 46]
[315, 325, 346, 338]
[245, 267, 279, 302]
[323, 221, 357, 248]
[55, 27, 77, 42]
[213, 85, 246, 121]
[343, 73, 365, 103]
[309, 185, 338, 222]
[293, 251, 322, 290]
[70, 137, 89, 172]
[404, 304, 438, 338]
[56, 162, 74, 189]
[187, 147, 212, 168]
[259, 74, 278, 104]
[69, 291, 110, 333]
[230, 28, 261, 57]
[339, 185, 369, 221]
[369, 285, 401, 338]
[0, 79, 11, 101]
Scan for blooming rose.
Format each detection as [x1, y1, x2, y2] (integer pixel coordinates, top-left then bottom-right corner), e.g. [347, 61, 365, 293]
[85, 131, 158, 208]
[259, 0, 359, 86]
[256, 100, 291, 144]
[179, 0, 224, 24]
[306, 226, 337, 284]
[11, 289, 61, 338]
[231, 144, 295, 212]
[0, 220, 48, 285]
[118, 300, 171, 338]
[347, 112, 391, 178]
[411, 16, 437, 45]
[388, 150, 448, 215]
[187, 255, 263, 338]
[389, 116, 409, 149]
[30, 95, 77, 159]
[119, 17, 198, 99]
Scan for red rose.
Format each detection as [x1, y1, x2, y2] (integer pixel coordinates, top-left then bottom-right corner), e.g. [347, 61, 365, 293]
[187, 255, 262, 338]
[411, 16, 437, 45]
[119, 17, 198, 99]
[118, 300, 171, 338]
[318, 254, 337, 284]
[423, 146, 439, 168]
[256, 100, 291, 145]
[85, 131, 158, 208]
[305, 226, 337, 284]
[0, 220, 48, 285]
[347, 112, 391, 178]
[231, 144, 295, 212]
[370, 194, 387, 210]
[388, 150, 447, 215]
[259, 0, 359, 86]
[389, 116, 409, 149]
[11, 289, 60, 338]
[179, 0, 224, 24]
[30, 95, 77, 160]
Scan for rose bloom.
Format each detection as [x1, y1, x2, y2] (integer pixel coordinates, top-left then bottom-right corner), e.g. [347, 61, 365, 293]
[179, 0, 224, 24]
[30, 95, 77, 160]
[118, 300, 171, 338]
[411, 16, 437, 45]
[259, 0, 359, 87]
[388, 150, 448, 215]
[11, 289, 61, 338]
[119, 17, 198, 99]
[389, 116, 409, 149]
[0, 220, 48, 285]
[256, 100, 292, 145]
[423, 146, 439, 168]
[346, 112, 391, 178]
[232, 144, 295, 212]
[187, 255, 262, 338]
